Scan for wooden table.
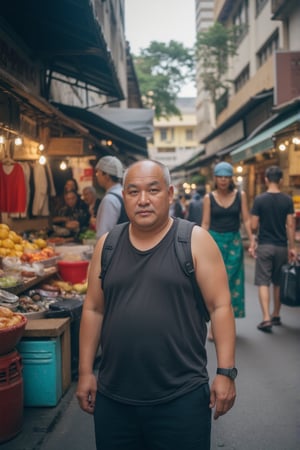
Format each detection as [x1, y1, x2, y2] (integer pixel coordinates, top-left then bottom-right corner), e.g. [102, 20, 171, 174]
[23, 318, 71, 394]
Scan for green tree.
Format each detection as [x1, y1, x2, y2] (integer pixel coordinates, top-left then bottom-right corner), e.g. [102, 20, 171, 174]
[133, 40, 194, 118]
[196, 22, 240, 104]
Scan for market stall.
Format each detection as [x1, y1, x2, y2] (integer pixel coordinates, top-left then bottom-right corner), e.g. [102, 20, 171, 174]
[0, 224, 91, 441]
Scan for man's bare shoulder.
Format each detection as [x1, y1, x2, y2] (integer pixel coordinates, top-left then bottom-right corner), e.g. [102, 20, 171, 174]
[191, 225, 219, 257]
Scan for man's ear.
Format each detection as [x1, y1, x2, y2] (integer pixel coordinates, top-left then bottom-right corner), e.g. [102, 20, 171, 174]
[168, 185, 175, 204]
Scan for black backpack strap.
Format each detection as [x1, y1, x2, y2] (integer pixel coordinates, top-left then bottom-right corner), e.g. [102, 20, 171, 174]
[106, 192, 129, 224]
[175, 219, 210, 322]
[107, 191, 123, 204]
[100, 222, 128, 289]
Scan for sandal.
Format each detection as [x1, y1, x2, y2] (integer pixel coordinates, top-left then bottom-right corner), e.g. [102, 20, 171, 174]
[271, 316, 282, 326]
[257, 320, 272, 333]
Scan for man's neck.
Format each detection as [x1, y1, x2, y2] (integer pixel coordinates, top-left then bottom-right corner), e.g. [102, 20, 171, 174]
[267, 182, 280, 193]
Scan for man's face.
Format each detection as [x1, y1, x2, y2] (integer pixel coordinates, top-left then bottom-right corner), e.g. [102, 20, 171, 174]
[83, 190, 93, 205]
[64, 192, 77, 208]
[95, 169, 106, 188]
[123, 161, 173, 229]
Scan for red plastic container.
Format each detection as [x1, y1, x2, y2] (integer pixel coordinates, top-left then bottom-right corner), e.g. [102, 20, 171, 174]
[0, 350, 23, 443]
[57, 260, 89, 283]
[0, 314, 27, 356]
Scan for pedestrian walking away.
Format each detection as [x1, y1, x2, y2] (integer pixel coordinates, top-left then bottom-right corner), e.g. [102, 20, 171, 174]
[251, 165, 296, 333]
[187, 185, 206, 224]
[94, 156, 128, 239]
[76, 159, 237, 450]
[201, 161, 255, 340]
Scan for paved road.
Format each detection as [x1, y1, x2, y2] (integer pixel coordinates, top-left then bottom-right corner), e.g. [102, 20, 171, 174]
[40, 257, 300, 450]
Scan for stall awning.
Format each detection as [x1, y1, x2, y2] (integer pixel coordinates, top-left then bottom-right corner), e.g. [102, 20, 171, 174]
[89, 107, 154, 140]
[0, 69, 91, 138]
[230, 111, 300, 162]
[1, 0, 124, 100]
[53, 103, 148, 158]
[170, 148, 206, 174]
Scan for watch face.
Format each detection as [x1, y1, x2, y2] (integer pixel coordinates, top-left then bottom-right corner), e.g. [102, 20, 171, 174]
[217, 367, 238, 380]
[230, 368, 238, 379]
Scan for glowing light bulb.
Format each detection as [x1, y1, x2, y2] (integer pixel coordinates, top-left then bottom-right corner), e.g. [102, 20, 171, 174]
[237, 165, 243, 173]
[279, 144, 286, 151]
[39, 155, 47, 165]
[38, 144, 45, 151]
[60, 161, 67, 170]
[15, 137, 22, 146]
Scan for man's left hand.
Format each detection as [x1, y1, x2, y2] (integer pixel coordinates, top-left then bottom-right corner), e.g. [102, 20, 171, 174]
[209, 375, 236, 420]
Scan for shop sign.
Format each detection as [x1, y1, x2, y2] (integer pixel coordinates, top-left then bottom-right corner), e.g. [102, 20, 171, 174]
[275, 51, 300, 106]
[0, 32, 40, 94]
[289, 146, 300, 176]
[47, 138, 89, 156]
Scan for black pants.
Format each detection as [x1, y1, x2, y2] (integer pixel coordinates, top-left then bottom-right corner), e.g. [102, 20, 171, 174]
[94, 384, 211, 450]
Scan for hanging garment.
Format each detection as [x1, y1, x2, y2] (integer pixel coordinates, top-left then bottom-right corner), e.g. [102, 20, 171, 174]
[32, 163, 48, 216]
[0, 162, 26, 213]
[10, 162, 31, 218]
[45, 164, 56, 197]
[32, 163, 56, 216]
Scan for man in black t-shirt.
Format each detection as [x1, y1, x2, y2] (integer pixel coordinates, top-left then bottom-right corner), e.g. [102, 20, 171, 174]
[251, 165, 296, 332]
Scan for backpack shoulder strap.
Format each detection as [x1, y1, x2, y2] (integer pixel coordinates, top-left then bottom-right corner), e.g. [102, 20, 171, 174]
[107, 191, 122, 203]
[106, 192, 129, 224]
[174, 219, 210, 322]
[175, 219, 196, 277]
[100, 222, 128, 288]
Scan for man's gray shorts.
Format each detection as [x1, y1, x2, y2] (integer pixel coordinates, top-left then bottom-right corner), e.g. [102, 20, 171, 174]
[255, 244, 288, 286]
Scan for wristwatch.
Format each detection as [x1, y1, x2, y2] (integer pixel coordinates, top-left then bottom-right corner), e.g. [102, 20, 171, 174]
[216, 367, 238, 380]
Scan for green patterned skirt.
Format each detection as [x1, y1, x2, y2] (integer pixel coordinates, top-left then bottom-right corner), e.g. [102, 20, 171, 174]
[209, 230, 245, 318]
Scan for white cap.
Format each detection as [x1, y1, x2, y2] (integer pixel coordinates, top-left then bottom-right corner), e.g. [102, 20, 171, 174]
[95, 156, 123, 179]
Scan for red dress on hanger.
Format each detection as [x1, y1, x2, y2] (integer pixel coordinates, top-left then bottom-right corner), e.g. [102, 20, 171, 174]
[0, 162, 26, 213]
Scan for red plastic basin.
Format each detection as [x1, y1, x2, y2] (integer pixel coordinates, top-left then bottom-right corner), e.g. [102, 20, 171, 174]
[57, 260, 89, 284]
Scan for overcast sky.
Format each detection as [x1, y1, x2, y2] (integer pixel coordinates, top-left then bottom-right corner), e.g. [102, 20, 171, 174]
[125, 0, 197, 97]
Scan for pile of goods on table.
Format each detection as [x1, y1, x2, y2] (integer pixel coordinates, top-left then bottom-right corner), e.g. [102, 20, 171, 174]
[0, 223, 89, 318]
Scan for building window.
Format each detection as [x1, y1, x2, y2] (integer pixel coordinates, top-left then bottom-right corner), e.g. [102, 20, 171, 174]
[185, 129, 194, 141]
[233, 0, 249, 43]
[170, 127, 174, 141]
[160, 128, 168, 141]
[256, 0, 268, 16]
[157, 147, 175, 153]
[257, 29, 279, 68]
[234, 64, 250, 93]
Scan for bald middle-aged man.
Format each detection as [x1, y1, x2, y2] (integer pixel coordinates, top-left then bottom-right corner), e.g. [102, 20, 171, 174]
[77, 159, 237, 450]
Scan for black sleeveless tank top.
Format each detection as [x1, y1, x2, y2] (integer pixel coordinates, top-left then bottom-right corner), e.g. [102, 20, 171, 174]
[97, 218, 208, 405]
[209, 191, 241, 233]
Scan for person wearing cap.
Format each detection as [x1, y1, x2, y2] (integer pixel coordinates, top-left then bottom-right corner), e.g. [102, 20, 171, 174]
[202, 161, 255, 340]
[95, 156, 128, 239]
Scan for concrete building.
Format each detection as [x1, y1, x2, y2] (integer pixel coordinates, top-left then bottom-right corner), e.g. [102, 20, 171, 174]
[148, 98, 199, 186]
[187, 0, 300, 213]
[195, 0, 215, 144]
